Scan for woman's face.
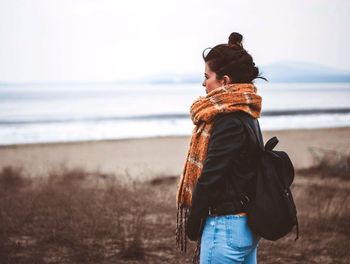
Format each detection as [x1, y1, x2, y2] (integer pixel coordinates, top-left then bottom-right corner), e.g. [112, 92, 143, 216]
[202, 63, 225, 94]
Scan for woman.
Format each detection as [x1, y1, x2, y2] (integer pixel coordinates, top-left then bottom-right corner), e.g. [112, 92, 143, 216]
[176, 32, 265, 264]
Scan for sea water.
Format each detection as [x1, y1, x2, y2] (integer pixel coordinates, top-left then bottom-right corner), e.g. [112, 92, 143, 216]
[0, 82, 349, 145]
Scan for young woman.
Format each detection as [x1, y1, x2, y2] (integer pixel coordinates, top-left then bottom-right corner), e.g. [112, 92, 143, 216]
[176, 32, 265, 264]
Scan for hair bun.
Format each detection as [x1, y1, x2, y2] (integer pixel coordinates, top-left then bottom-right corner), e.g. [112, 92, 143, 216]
[228, 32, 243, 48]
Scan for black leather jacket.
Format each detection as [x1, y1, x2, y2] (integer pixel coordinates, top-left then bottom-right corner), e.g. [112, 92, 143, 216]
[186, 111, 263, 241]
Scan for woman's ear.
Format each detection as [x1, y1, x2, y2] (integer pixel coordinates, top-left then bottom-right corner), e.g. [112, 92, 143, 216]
[223, 75, 231, 85]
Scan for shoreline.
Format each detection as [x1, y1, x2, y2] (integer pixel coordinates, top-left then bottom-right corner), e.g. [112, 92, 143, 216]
[0, 135, 190, 149]
[1, 126, 349, 180]
[1, 125, 350, 149]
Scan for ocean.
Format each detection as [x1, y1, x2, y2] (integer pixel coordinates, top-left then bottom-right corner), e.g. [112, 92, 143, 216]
[0, 82, 350, 145]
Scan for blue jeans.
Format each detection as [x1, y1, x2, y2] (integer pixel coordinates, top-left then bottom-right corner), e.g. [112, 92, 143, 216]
[200, 214, 260, 264]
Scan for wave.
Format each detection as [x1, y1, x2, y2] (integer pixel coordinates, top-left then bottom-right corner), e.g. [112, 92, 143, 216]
[1, 108, 350, 125]
[261, 108, 350, 116]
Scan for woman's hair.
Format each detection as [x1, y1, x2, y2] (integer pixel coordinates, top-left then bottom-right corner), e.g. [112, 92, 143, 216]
[202, 32, 267, 83]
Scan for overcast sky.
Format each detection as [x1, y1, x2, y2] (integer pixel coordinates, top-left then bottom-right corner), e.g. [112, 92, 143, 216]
[1, 0, 350, 83]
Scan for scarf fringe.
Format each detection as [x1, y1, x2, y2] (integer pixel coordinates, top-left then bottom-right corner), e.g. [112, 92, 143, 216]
[176, 204, 188, 253]
[176, 203, 201, 264]
[193, 240, 201, 264]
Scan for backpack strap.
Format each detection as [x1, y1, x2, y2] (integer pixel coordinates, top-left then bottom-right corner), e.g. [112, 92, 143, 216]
[235, 112, 265, 152]
[236, 112, 281, 153]
[234, 112, 264, 206]
[265, 136, 279, 151]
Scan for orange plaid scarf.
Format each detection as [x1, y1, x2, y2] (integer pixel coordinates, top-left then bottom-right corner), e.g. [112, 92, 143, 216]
[176, 83, 262, 254]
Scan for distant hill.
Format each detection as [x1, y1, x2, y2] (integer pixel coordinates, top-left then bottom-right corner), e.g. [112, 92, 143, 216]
[143, 61, 350, 84]
[259, 61, 350, 83]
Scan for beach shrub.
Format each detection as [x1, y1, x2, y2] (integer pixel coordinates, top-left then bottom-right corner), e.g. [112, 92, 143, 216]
[300, 148, 350, 179]
[0, 165, 28, 190]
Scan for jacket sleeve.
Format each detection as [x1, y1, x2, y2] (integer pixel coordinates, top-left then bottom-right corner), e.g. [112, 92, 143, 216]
[186, 113, 246, 240]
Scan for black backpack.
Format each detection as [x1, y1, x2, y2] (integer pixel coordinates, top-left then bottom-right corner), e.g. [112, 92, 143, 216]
[237, 113, 299, 241]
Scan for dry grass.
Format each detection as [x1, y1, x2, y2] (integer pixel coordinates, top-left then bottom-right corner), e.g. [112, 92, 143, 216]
[0, 152, 350, 263]
[298, 147, 350, 180]
[0, 165, 160, 263]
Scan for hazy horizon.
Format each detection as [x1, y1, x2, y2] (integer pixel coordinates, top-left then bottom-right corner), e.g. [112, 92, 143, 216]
[1, 0, 350, 83]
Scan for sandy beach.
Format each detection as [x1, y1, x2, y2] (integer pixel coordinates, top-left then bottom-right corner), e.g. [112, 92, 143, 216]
[1, 127, 349, 180]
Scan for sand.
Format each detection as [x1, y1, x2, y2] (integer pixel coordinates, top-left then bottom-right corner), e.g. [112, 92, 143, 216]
[0, 127, 349, 180]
